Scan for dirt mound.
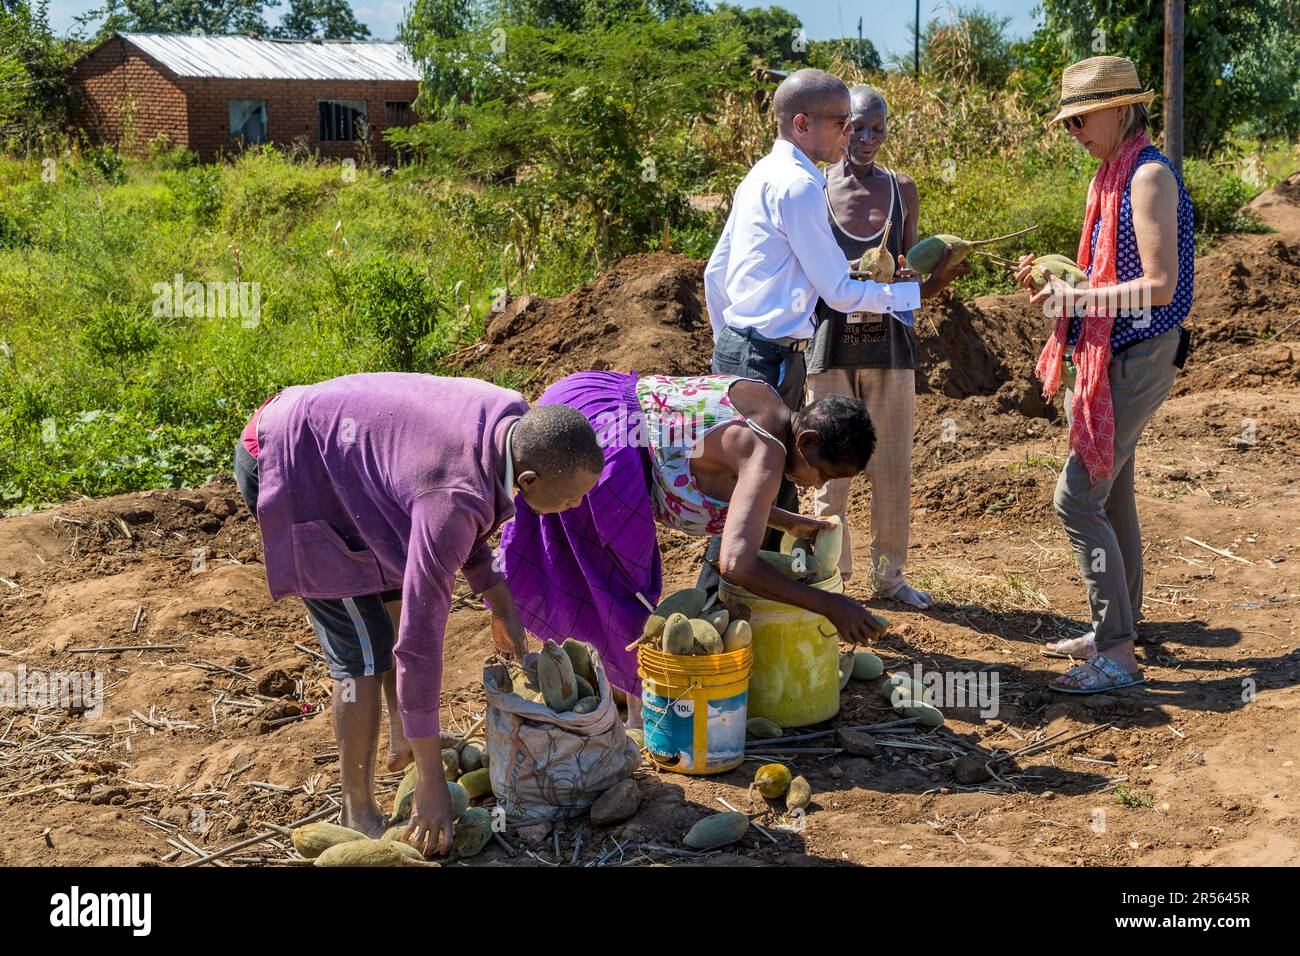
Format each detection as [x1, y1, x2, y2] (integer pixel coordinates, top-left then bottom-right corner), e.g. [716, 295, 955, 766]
[450, 253, 711, 395]
[919, 294, 1058, 418]
[452, 248, 1059, 414]
[4, 175, 1300, 868]
[1273, 171, 1300, 205]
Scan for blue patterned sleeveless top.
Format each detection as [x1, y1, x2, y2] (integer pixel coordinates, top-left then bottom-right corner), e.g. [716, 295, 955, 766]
[1067, 145, 1194, 350]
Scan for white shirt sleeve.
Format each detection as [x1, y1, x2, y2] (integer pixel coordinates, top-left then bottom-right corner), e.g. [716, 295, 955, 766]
[704, 205, 736, 340]
[781, 176, 921, 315]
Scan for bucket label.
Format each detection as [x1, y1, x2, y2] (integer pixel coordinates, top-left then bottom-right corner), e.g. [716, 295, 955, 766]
[641, 687, 746, 772]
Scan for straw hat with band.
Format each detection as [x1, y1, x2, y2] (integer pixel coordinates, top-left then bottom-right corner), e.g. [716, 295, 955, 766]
[1049, 55, 1156, 126]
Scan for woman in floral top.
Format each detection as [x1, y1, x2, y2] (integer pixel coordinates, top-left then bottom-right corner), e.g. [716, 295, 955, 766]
[498, 369, 887, 724]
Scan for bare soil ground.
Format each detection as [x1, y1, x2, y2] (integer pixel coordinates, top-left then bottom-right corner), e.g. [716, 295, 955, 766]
[2, 178, 1298, 867]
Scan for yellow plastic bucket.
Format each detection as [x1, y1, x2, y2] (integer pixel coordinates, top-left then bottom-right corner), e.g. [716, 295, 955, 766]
[637, 644, 752, 775]
[719, 572, 843, 728]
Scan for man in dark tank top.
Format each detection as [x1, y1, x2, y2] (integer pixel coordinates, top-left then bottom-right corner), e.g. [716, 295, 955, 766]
[805, 84, 969, 608]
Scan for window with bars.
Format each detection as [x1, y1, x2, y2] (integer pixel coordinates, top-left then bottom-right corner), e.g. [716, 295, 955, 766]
[318, 100, 368, 142]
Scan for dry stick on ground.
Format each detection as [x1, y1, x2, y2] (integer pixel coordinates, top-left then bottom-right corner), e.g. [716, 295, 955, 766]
[717, 796, 779, 845]
[181, 803, 337, 867]
[293, 643, 327, 663]
[990, 722, 1114, 766]
[1184, 536, 1254, 566]
[69, 644, 186, 654]
[265, 710, 319, 728]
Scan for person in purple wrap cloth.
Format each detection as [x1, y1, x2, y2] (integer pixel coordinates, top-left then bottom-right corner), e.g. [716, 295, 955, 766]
[499, 370, 888, 728]
[232, 373, 603, 856]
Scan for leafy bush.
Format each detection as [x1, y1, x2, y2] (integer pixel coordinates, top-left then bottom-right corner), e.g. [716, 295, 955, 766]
[167, 165, 224, 224]
[78, 144, 127, 185]
[79, 301, 162, 383]
[346, 256, 449, 371]
[148, 136, 199, 170]
[1182, 160, 1265, 235]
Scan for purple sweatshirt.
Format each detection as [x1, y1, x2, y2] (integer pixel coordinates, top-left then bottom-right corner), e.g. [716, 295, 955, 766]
[254, 373, 527, 738]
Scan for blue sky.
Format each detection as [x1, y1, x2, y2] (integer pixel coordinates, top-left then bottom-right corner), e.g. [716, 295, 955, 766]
[48, 1, 1044, 53]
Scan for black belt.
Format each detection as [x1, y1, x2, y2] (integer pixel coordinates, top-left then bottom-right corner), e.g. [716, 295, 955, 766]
[1111, 325, 1191, 368]
[1069, 326, 1190, 368]
[729, 325, 811, 353]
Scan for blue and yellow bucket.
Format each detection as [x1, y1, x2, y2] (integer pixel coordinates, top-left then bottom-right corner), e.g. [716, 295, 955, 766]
[637, 644, 752, 775]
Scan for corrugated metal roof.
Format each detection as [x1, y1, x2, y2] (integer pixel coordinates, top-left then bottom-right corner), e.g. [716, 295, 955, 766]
[118, 33, 421, 82]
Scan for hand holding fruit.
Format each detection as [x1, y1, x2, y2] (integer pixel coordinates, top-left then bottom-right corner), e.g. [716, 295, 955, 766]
[822, 593, 888, 645]
[405, 771, 455, 858]
[891, 255, 922, 284]
[922, 244, 973, 296]
[1029, 266, 1073, 307]
[1013, 253, 1037, 292]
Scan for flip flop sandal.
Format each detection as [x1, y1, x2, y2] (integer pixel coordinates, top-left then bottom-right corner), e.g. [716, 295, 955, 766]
[1051, 653, 1144, 695]
[1043, 632, 1096, 659]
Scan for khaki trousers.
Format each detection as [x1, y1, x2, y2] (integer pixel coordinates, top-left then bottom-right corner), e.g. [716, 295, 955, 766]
[805, 368, 916, 591]
[1054, 326, 1181, 652]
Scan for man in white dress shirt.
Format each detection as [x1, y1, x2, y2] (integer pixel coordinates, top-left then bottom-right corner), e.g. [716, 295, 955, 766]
[699, 68, 921, 592]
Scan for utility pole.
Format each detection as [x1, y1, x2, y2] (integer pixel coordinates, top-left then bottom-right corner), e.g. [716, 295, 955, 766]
[1163, 0, 1184, 174]
[857, 16, 863, 68]
[914, 0, 920, 76]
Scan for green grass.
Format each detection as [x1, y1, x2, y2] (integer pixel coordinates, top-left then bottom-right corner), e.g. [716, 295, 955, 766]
[1114, 784, 1155, 808]
[0, 147, 553, 512]
[0, 134, 1290, 511]
[1007, 454, 1064, 474]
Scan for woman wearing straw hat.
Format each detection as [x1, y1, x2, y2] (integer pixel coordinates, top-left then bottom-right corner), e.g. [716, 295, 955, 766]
[1014, 55, 1194, 694]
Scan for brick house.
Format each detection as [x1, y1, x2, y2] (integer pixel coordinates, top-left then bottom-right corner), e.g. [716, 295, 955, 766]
[71, 33, 422, 163]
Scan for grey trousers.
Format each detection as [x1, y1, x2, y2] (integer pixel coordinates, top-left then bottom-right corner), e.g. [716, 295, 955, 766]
[1053, 326, 1181, 653]
[696, 325, 807, 596]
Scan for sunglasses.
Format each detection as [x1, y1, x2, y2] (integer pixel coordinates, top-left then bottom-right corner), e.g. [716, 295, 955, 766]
[1062, 114, 1086, 131]
[804, 111, 852, 132]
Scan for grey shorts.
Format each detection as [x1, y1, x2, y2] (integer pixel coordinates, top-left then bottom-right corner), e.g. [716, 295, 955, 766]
[233, 441, 398, 680]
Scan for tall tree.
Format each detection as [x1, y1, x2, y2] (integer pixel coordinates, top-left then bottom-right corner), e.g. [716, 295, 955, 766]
[76, 0, 278, 40]
[710, 3, 806, 67]
[1, 1, 80, 139]
[919, 4, 1014, 87]
[273, 0, 369, 39]
[1024, 0, 1300, 149]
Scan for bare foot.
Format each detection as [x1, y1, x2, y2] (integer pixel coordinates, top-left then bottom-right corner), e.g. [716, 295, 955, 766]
[1104, 640, 1141, 674]
[340, 801, 387, 838]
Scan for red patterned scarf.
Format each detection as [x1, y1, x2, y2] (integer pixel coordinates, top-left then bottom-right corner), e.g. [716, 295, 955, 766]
[1035, 131, 1151, 482]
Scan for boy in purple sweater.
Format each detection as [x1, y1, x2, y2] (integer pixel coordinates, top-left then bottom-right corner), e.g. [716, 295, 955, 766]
[233, 373, 602, 855]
